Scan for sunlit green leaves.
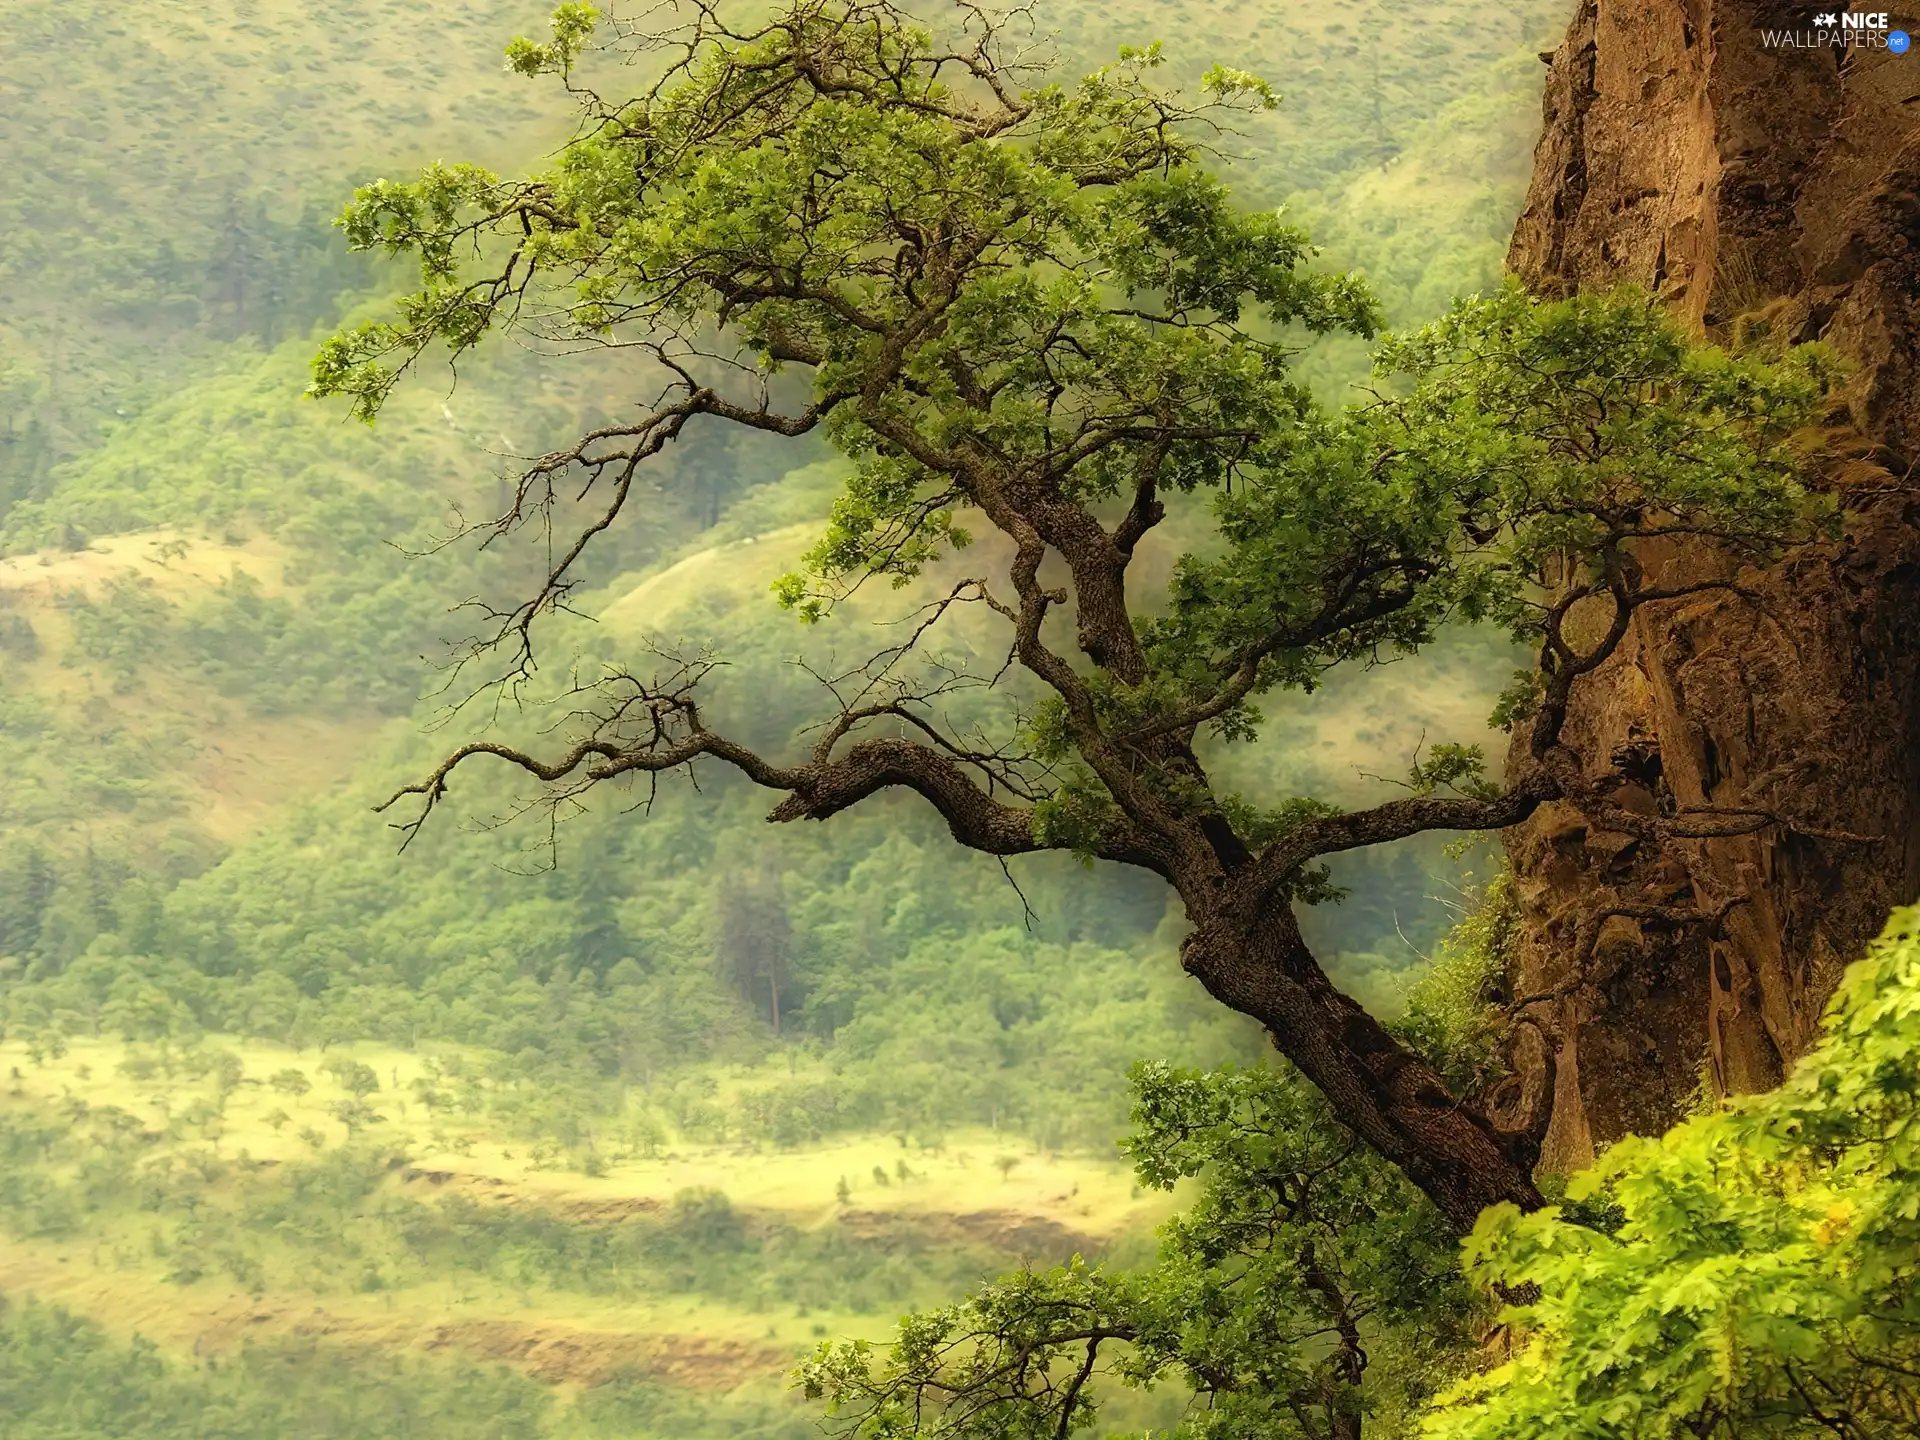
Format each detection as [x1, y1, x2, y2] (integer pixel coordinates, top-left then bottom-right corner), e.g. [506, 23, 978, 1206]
[802, 1261, 1141, 1440]
[505, 1, 601, 77]
[1394, 868, 1516, 1096]
[311, 0, 1374, 593]
[1427, 908, 1920, 1439]
[1093, 171, 1375, 331]
[1198, 63, 1279, 110]
[1144, 284, 1837, 727]
[310, 163, 511, 420]
[1368, 283, 1839, 579]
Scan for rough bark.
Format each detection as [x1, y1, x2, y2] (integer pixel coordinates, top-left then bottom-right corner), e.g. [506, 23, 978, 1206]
[1181, 905, 1542, 1234]
[1502, 0, 1920, 1168]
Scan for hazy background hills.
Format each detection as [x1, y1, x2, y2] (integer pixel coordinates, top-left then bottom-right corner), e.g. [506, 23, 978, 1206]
[0, 2, 1567, 1435]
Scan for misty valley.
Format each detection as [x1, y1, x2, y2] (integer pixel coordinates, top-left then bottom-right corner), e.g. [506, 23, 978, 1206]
[3, 1, 1919, 1438]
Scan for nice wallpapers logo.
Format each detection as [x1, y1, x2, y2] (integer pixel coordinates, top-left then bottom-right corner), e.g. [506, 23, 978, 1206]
[1762, 9, 1913, 49]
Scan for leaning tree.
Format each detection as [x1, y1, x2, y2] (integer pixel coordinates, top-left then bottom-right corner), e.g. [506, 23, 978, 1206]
[314, 0, 1839, 1232]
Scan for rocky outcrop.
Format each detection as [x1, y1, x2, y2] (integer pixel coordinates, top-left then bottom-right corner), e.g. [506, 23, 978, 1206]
[1502, 0, 1920, 1168]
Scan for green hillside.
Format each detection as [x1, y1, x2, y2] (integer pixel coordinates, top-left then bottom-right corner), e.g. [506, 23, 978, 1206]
[0, 0, 1573, 1433]
[0, 0, 573, 483]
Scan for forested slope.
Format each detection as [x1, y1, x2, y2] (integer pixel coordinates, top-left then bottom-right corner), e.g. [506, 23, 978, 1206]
[0, 0, 575, 481]
[0, 0, 1570, 1433]
[1, 0, 1565, 1121]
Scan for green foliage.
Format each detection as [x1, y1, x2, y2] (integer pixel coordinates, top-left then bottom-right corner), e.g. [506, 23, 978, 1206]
[0, 609, 38, 661]
[1396, 867, 1517, 1096]
[0, 573, 1491, 1156]
[0, 1291, 554, 1440]
[0, 332, 684, 713]
[321, 1057, 380, 1098]
[506, 2, 603, 78]
[805, 1062, 1477, 1440]
[312, 0, 1381, 613]
[66, 575, 175, 686]
[0, 1089, 1071, 1326]
[0, 0, 1565, 1077]
[297, 23, 1827, 1142]
[0, 1288, 812, 1440]
[1144, 284, 1838, 716]
[1427, 907, 1920, 1439]
[0, 327, 802, 994]
[1375, 283, 1838, 566]
[1401, 744, 1500, 801]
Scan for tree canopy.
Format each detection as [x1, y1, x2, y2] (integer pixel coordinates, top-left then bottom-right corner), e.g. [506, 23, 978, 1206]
[314, 0, 1839, 1228]
[804, 1061, 1475, 1440]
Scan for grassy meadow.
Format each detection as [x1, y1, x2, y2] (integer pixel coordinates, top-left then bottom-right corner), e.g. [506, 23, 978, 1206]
[0, 1026, 1168, 1435]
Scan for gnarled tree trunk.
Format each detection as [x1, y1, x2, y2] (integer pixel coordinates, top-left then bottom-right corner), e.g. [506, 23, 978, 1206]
[1182, 903, 1543, 1234]
[1503, 0, 1920, 1167]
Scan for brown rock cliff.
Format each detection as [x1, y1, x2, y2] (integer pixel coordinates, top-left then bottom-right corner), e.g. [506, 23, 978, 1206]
[1501, 0, 1920, 1168]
